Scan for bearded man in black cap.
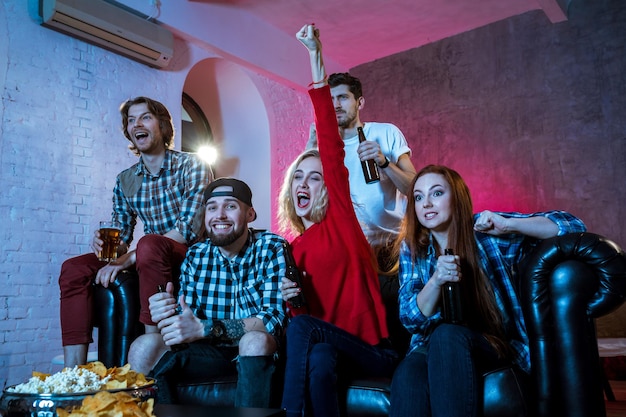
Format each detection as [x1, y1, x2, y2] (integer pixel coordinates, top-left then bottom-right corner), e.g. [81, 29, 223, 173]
[128, 177, 287, 408]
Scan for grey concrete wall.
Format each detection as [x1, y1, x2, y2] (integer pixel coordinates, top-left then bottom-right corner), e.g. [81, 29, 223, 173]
[352, 0, 626, 250]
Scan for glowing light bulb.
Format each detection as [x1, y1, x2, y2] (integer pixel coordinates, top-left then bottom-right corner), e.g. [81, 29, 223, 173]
[197, 145, 218, 165]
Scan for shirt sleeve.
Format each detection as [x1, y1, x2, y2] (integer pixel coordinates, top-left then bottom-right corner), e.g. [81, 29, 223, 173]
[397, 242, 439, 338]
[380, 123, 411, 163]
[481, 210, 587, 265]
[112, 175, 137, 246]
[542, 210, 587, 235]
[174, 154, 212, 243]
[254, 235, 288, 336]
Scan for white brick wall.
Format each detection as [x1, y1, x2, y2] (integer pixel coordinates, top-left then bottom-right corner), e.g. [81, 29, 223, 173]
[0, 1, 184, 388]
[0, 0, 311, 390]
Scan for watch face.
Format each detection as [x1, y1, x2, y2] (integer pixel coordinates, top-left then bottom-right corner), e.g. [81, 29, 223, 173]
[213, 322, 224, 338]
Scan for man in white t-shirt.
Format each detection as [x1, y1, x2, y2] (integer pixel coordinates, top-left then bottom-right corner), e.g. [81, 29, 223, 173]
[307, 72, 417, 272]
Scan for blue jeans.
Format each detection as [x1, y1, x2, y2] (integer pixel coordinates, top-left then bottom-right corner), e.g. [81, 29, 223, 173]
[390, 324, 509, 417]
[281, 315, 399, 417]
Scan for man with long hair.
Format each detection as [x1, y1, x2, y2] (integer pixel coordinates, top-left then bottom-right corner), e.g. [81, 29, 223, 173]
[58, 97, 212, 368]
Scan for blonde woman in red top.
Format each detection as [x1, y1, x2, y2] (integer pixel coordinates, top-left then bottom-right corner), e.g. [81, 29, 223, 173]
[278, 24, 399, 417]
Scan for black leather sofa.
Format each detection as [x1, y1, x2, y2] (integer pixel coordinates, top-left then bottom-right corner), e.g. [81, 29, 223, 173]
[93, 271, 143, 367]
[93, 232, 626, 417]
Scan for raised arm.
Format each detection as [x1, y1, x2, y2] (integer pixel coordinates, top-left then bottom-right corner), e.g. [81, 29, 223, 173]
[296, 24, 326, 89]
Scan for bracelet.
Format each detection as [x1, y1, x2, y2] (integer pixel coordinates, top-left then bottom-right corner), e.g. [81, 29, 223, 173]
[378, 157, 390, 168]
[308, 75, 328, 87]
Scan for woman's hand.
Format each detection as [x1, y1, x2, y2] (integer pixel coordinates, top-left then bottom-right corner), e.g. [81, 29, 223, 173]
[281, 276, 302, 303]
[297, 23, 326, 88]
[296, 23, 321, 52]
[433, 253, 461, 286]
[417, 253, 461, 317]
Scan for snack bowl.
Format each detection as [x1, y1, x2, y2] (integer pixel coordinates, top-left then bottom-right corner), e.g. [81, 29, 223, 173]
[0, 379, 156, 417]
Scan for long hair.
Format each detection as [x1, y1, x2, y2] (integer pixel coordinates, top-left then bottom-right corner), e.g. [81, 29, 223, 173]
[119, 96, 175, 156]
[395, 164, 511, 358]
[278, 150, 328, 235]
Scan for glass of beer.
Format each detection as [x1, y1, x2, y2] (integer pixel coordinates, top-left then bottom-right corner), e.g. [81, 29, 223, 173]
[98, 221, 122, 262]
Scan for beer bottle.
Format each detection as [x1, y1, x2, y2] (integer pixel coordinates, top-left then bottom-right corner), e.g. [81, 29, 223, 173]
[157, 285, 189, 351]
[357, 126, 380, 184]
[282, 242, 306, 309]
[441, 248, 465, 324]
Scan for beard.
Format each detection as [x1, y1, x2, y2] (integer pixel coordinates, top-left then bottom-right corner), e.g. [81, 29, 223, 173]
[336, 108, 357, 129]
[207, 225, 246, 247]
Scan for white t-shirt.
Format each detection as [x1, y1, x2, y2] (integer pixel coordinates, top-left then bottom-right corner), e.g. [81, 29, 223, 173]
[343, 122, 411, 246]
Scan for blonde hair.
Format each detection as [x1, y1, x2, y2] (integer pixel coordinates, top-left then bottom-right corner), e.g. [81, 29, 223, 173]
[278, 150, 328, 235]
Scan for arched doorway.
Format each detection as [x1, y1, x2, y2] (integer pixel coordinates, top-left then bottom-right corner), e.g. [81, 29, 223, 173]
[183, 58, 272, 229]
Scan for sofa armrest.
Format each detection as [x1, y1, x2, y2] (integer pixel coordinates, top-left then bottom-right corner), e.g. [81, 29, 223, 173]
[93, 269, 142, 367]
[520, 232, 626, 417]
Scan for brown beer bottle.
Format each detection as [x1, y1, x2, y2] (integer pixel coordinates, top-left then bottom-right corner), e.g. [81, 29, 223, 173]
[357, 126, 380, 184]
[441, 248, 465, 324]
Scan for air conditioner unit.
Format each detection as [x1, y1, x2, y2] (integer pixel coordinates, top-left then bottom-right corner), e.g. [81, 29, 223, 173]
[39, 0, 174, 68]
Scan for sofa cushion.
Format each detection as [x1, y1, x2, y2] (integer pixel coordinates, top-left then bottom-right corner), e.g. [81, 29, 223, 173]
[483, 367, 529, 417]
[177, 376, 237, 407]
[174, 367, 527, 417]
[345, 377, 392, 417]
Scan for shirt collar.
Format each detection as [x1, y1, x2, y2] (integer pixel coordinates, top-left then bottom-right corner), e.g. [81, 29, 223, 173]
[133, 149, 173, 177]
[211, 228, 254, 262]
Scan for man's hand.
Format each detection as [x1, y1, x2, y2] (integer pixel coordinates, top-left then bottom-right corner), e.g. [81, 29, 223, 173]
[149, 281, 178, 323]
[357, 139, 386, 166]
[474, 210, 509, 235]
[90, 229, 104, 256]
[158, 295, 204, 346]
[94, 251, 133, 287]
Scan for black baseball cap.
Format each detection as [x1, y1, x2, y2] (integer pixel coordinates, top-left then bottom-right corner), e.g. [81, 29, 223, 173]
[204, 177, 254, 208]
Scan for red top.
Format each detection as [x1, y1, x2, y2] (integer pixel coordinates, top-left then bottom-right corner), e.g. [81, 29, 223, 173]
[289, 86, 389, 345]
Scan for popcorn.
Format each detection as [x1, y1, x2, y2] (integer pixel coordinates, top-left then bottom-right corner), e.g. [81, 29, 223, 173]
[6, 362, 150, 394]
[7, 367, 108, 394]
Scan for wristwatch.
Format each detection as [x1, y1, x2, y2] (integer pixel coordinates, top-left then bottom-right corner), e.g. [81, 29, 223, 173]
[210, 319, 226, 339]
[378, 157, 390, 168]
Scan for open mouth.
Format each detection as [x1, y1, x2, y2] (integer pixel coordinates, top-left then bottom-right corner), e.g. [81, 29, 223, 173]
[134, 131, 148, 141]
[424, 212, 437, 220]
[211, 223, 232, 231]
[297, 191, 310, 209]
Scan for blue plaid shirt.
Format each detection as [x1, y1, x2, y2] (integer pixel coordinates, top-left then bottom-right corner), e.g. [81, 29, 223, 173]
[179, 229, 288, 338]
[398, 211, 586, 373]
[112, 150, 210, 245]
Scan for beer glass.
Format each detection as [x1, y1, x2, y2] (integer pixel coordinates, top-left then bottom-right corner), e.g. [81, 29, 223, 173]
[98, 221, 122, 262]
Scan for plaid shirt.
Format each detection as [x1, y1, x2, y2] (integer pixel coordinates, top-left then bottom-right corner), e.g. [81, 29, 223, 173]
[179, 229, 287, 337]
[112, 150, 210, 245]
[398, 211, 586, 373]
